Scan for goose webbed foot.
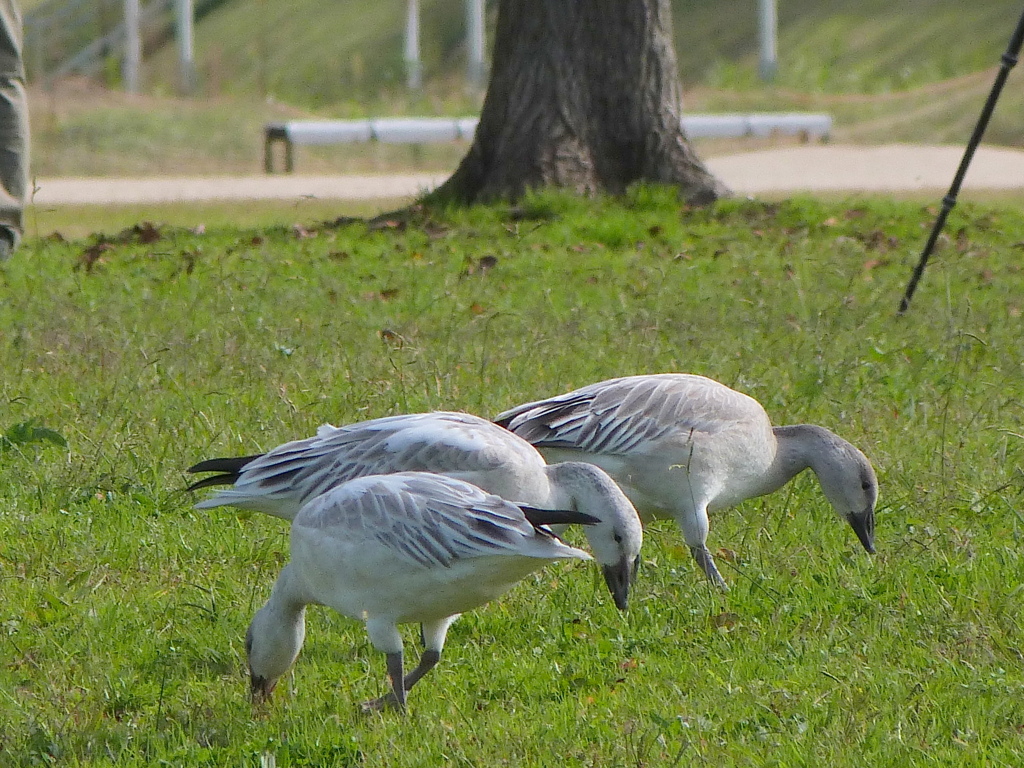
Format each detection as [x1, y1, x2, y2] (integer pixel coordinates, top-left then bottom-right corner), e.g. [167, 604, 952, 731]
[690, 545, 729, 590]
[360, 649, 442, 713]
[361, 651, 406, 713]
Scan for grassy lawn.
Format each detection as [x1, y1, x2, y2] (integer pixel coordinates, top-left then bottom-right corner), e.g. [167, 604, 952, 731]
[23, 199, 405, 242]
[2, 189, 1024, 765]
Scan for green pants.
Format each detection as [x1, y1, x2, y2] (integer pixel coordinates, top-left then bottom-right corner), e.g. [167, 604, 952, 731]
[0, 0, 27, 248]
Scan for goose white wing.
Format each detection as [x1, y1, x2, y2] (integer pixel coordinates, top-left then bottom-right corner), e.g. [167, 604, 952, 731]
[296, 472, 591, 568]
[199, 411, 542, 513]
[496, 374, 766, 456]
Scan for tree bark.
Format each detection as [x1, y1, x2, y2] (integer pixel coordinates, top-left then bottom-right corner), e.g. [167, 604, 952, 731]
[429, 0, 729, 205]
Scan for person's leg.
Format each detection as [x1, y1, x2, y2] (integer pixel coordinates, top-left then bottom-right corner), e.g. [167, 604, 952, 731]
[0, 0, 27, 259]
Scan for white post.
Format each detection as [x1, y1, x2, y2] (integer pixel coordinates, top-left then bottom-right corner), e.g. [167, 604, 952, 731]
[404, 0, 422, 91]
[466, 0, 486, 91]
[758, 0, 778, 81]
[123, 0, 141, 94]
[177, 0, 196, 94]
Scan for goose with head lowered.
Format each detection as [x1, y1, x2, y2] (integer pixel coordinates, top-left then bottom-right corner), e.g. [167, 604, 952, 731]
[247, 471, 596, 711]
[187, 411, 643, 610]
[495, 373, 878, 589]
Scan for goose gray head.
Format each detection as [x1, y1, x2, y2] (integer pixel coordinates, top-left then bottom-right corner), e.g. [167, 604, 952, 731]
[245, 566, 307, 705]
[816, 438, 878, 554]
[548, 462, 644, 610]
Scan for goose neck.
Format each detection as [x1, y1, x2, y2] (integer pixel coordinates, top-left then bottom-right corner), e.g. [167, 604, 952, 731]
[766, 424, 835, 492]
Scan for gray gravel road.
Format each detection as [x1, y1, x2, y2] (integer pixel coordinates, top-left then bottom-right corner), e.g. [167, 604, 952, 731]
[29, 145, 1024, 206]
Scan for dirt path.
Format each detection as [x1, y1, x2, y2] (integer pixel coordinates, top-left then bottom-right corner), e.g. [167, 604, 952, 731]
[706, 144, 1024, 194]
[28, 145, 1024, 206]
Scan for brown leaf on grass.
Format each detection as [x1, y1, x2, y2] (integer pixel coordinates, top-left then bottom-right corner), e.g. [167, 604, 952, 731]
[378, 328, 406, 347]
[715, 547, 739, 562]
[324, 215, 364, 229]
[423, 221, 450, 240]
[857, 230, 900, 251]
[249, 235, 264, 246]
[363, 288, 400, 302]
[136, 222, 162, 243]
[469, 302, 486, 315]
[75, 242, 113, 273]
[462, 254, 499, 277]
[115, 221, 162, 244]
[181, 251, 197, 276]
[368, 218, 406, 232]
[956, 228, 971, 253]
[711, 612, 739, 630]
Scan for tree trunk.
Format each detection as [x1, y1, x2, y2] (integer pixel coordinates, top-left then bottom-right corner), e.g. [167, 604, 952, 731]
[430, 0, 729, 205]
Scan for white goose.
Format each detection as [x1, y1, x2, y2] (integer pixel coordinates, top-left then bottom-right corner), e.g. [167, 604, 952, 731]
[495, 373, 878, 589]
[187, 411, 643, 610]
[247, 471, 595, 710]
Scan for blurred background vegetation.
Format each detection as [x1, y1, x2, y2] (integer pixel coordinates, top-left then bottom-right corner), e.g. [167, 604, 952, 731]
[22, 0, 1024, 177]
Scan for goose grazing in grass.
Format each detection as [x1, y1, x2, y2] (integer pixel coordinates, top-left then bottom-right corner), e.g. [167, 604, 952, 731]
[495, 373, 878, 589]
[247, 471, 596, 711]
[187, 411, 642, 610]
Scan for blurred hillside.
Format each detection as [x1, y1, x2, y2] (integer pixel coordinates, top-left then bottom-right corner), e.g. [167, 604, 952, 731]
[23, 0, 1024, 177]
[133, 0, 1023, 103]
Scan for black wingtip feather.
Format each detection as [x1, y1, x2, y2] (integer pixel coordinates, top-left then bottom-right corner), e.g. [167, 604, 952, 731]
[186, 454, 264, 475]
[184, 473, 242, 492]
[185, 453, 265, 492]
[520, 506, 600, 529]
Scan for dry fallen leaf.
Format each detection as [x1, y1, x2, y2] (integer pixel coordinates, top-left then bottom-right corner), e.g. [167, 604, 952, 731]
[76, 242, 114, 273]
[711, 612, 740, 630]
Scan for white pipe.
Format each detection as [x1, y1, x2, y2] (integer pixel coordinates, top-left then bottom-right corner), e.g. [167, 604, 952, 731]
[758, 0, 778, 81]
[466, 0, 486, 91]
[278, 114, 832, 146]
[177, 0, 195, 94]
[123, 0, 141, 94]
[405, 0, 422, 90]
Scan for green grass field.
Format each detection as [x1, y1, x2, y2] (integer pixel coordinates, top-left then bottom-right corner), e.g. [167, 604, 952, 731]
[2, 189, 1023, 765]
